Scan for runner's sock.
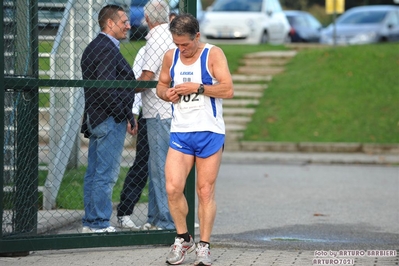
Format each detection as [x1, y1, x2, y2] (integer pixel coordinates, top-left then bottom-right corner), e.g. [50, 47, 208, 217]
[177, 232, 190, 243]
[199, 240, 210, 249]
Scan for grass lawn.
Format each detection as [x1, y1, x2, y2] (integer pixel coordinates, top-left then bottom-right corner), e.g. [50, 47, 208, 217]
[244, 43, 399, 144]
[38, 166, 148, 210]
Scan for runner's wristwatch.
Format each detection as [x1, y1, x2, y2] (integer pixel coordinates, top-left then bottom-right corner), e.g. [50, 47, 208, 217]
[197, 84, 205, 94]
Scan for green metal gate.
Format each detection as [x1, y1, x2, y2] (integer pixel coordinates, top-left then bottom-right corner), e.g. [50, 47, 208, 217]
[1, 0, 197, 254]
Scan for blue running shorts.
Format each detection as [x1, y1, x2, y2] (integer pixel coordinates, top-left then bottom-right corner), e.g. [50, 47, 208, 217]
[169, 132, 225, 158]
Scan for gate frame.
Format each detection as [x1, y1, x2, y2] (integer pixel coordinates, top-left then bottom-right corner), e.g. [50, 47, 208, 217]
[1, 0, 197, 254]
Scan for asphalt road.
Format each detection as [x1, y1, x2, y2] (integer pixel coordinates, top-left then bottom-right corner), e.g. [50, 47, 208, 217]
[210, 161, 399, 250]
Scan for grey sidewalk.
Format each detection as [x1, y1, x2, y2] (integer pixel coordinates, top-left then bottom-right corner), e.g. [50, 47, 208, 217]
[2, 246, 398, 265]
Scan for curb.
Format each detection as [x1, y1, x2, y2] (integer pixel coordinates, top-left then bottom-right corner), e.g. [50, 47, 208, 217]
[239, 141, 399, 155]
[222, 151, 399, 165]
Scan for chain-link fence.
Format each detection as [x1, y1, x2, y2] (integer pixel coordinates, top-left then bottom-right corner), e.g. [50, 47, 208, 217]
[2, 0, 198, 253]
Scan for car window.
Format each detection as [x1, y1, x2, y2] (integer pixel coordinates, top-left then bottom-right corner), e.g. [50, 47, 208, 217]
[286, 15, 294, 25]
[287, 15, 308, 27]
[307, 14, 322, 28]
[297, 15, 309, 27]
[386, 10, 399, 26]
[338, 10, 388, 24]
[212, 0, 262, 12]
[265, 0, 273, 11]
[265, 0, 282, 12]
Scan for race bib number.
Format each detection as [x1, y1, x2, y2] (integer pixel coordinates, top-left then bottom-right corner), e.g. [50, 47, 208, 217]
[178, 93, 205, 112]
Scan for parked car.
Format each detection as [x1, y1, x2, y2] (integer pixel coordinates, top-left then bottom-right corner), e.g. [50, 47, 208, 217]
[200, 0, 290, 45]
[284, 10, 323, 43]
[320, 5, 399, 45]
[129, 0, 204, 40]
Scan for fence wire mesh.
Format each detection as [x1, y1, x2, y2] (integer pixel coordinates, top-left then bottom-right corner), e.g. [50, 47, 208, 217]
[2, 0, 194, 244]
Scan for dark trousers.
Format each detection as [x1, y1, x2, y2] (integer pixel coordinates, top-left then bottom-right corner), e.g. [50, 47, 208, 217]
[117, 111, 149, 216]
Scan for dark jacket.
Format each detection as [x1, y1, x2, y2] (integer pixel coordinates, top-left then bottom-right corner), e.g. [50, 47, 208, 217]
[80, 33, 135, 138]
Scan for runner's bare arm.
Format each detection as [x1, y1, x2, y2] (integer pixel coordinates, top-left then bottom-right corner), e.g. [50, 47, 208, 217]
[207, 46, 234, 99]
[156, 50, 180, 103]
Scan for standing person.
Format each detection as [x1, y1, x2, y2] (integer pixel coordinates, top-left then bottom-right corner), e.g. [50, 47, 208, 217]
[116, 47, 148, 230]
[156, 13, 234, 265]
[80, 4, 137, 233]
[137, 0, 176, 230]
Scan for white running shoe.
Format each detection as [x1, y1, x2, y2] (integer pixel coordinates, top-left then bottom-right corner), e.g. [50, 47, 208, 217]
[194, 242, 212, 266]
[166, 236, 195, 265]
[81, 226, 117, 233]
[117, 216, 140, 230]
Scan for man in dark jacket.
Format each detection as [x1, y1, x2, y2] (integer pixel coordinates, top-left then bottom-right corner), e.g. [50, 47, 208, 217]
[80, 4, 136, 233]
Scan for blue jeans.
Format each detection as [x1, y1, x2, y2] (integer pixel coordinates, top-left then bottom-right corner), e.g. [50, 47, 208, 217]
[82, 116, 127, 229]
[146, 115, 175, 229]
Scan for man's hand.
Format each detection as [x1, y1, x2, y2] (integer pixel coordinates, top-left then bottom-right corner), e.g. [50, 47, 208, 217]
[127, 118, 138, 136]
[165, 88, 181, 104]
[173, 82, 198, 96]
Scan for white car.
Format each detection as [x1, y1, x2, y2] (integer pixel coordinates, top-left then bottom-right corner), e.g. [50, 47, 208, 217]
[200, 0, 290, 45]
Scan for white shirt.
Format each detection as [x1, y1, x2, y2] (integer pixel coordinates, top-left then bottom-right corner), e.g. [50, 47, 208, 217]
[141, 23, 176, 119]
[132, 46, 145, 115]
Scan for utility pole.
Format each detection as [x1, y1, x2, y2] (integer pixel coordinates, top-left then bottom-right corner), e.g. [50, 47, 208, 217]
[326, 0, 345, 46]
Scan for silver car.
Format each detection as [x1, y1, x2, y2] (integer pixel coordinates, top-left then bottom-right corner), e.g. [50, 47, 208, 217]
[320, 5, 399, 45]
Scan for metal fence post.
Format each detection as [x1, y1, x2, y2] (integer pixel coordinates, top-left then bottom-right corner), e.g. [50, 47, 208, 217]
[13, 0, 39, 236]
[0, 0, 4, 238]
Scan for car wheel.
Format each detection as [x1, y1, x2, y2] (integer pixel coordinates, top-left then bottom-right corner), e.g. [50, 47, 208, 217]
[260, 31, 269, 44]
